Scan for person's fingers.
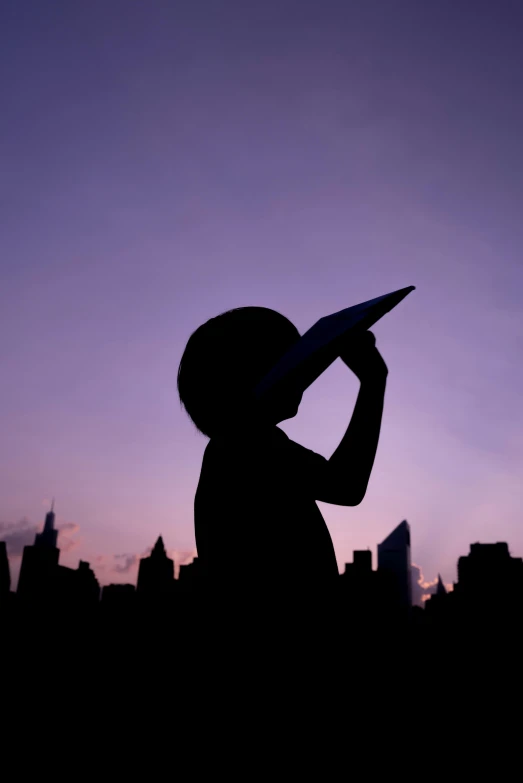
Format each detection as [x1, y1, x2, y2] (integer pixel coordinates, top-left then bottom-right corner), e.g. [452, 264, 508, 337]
[343, 330, 376, 352]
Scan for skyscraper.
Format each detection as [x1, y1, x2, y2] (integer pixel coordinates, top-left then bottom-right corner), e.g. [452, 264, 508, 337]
[137, 536, 175, 601]
[377, 520, 412, 613]
[455, 542, 523, 610]
[54, 560, 101, 608]
[76, 560, 101, 606]
[0, 541, 11, 599]
[425, 573, 448, 611]
[34, 500, 58, 548]
[178, 557, 200, 594]
[436, 574, 447, 596]
[340, 550, 381, 629]
[17, 502, 60, 603]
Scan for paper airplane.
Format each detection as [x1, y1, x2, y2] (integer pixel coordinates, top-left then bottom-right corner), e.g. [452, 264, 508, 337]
[255, 285, 415, 401]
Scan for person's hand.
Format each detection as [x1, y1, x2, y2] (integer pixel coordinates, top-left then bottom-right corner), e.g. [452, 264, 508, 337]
[339, 331, 388, 383]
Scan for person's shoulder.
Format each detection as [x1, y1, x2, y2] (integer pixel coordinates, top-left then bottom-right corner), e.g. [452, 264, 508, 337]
[204, 436, 234, 460]
[200, 437, 238, 481]
[206, 427, 289, 459]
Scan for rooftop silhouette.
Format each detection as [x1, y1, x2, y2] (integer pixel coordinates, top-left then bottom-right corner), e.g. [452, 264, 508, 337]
[35, 501, 58, 549]
[377, 519, 412, 613]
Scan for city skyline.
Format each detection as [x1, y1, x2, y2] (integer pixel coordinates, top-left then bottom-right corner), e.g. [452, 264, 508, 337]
[5, 502, 522, 643]
[0, 501, 198, 590]
[0, 503, 491, 606]
[2, 3, 523, 586]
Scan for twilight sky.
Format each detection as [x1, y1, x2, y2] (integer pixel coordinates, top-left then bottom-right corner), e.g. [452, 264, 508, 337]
[2, 0, 523, 592]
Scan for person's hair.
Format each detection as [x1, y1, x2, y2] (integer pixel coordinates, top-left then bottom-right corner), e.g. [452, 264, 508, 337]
[177, 307, 300, 438]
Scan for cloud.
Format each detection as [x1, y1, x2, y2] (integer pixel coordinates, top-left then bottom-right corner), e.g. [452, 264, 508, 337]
[89, 552, 141, 583]
[90, 545, 198, 584]
[113, 554, 138, 574]
[93, 554, 110, 572]
[168, 549, 197, 578]
[57, 522, 81, 552]
[0, 518, 38, 556]
[411, 563, 453, 607]
[0, 516, 82, 561]
[171, 550, 197, 565]
[111, 548, 196, 577]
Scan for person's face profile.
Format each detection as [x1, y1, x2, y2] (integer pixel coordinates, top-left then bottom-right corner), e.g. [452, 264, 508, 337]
[272, 389, 303, 423]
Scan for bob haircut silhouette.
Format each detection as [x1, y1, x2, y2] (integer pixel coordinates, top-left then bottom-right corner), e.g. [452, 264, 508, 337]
[177, 307, 300, 438]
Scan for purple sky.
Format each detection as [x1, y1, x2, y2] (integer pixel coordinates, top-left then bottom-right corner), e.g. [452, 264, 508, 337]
[2, 1, 523, 591]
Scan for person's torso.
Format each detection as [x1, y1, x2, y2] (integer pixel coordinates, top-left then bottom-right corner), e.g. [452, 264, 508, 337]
[194, 427, 338, 595]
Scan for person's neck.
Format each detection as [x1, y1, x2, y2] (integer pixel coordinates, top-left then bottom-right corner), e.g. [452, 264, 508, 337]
[214, 419, 278, 441]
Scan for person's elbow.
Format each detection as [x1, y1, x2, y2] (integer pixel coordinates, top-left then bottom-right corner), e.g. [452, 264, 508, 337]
[337, 488, 367, 507]
[317, 481, 368, 507]
[350, 489, 368, 506]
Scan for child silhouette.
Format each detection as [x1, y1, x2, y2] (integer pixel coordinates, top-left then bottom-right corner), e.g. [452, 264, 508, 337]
[178, 307, 387, 616]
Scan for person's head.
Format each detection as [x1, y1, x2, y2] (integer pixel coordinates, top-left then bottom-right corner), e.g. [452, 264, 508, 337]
[177, 307, 302, 438]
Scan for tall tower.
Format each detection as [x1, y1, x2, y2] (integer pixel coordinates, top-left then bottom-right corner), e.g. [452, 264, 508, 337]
[35, 499, 58, 548]
[17, 502, 60, 602]
[137, 536, 175, 601]
[436, 574, 447, 596]
[377, 520, 412, 612]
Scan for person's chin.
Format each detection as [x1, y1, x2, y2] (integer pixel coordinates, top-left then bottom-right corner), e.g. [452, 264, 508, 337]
[278, 406, 299, 422]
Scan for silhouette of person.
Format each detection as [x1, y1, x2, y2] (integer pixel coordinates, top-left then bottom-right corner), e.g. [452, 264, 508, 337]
[178, 307, 387, 633]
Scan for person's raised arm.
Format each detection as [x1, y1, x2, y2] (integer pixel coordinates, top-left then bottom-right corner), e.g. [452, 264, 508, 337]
[317, 331, 387, 506]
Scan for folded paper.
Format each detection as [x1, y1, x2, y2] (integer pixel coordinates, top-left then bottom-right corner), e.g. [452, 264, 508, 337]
[255, 285, 415, 401]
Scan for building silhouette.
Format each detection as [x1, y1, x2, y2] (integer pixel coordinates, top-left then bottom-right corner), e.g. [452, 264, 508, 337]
[137, 536, 175, 603]
[454, 542, 523, 619]
[340, 550, 374, 598]
[424, 574, 450, 624]
[340, 549, 382, 630]
[76, 560, 101, 605]
[17, 502, 60, 603]
[0, 541, 10, 599]
[178, 557, 200, 594]
[53, 560, 100, 608]
[435, 573, 447, 596]
[102, 583, 136, 609]
[35, 500, 58, 548]
[16, 503, 99, 611]
[0, 541, 11, 607]
[6, 500, 523, 652]
[422, 543, 523, 642]
[377, 520, 412, 615]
